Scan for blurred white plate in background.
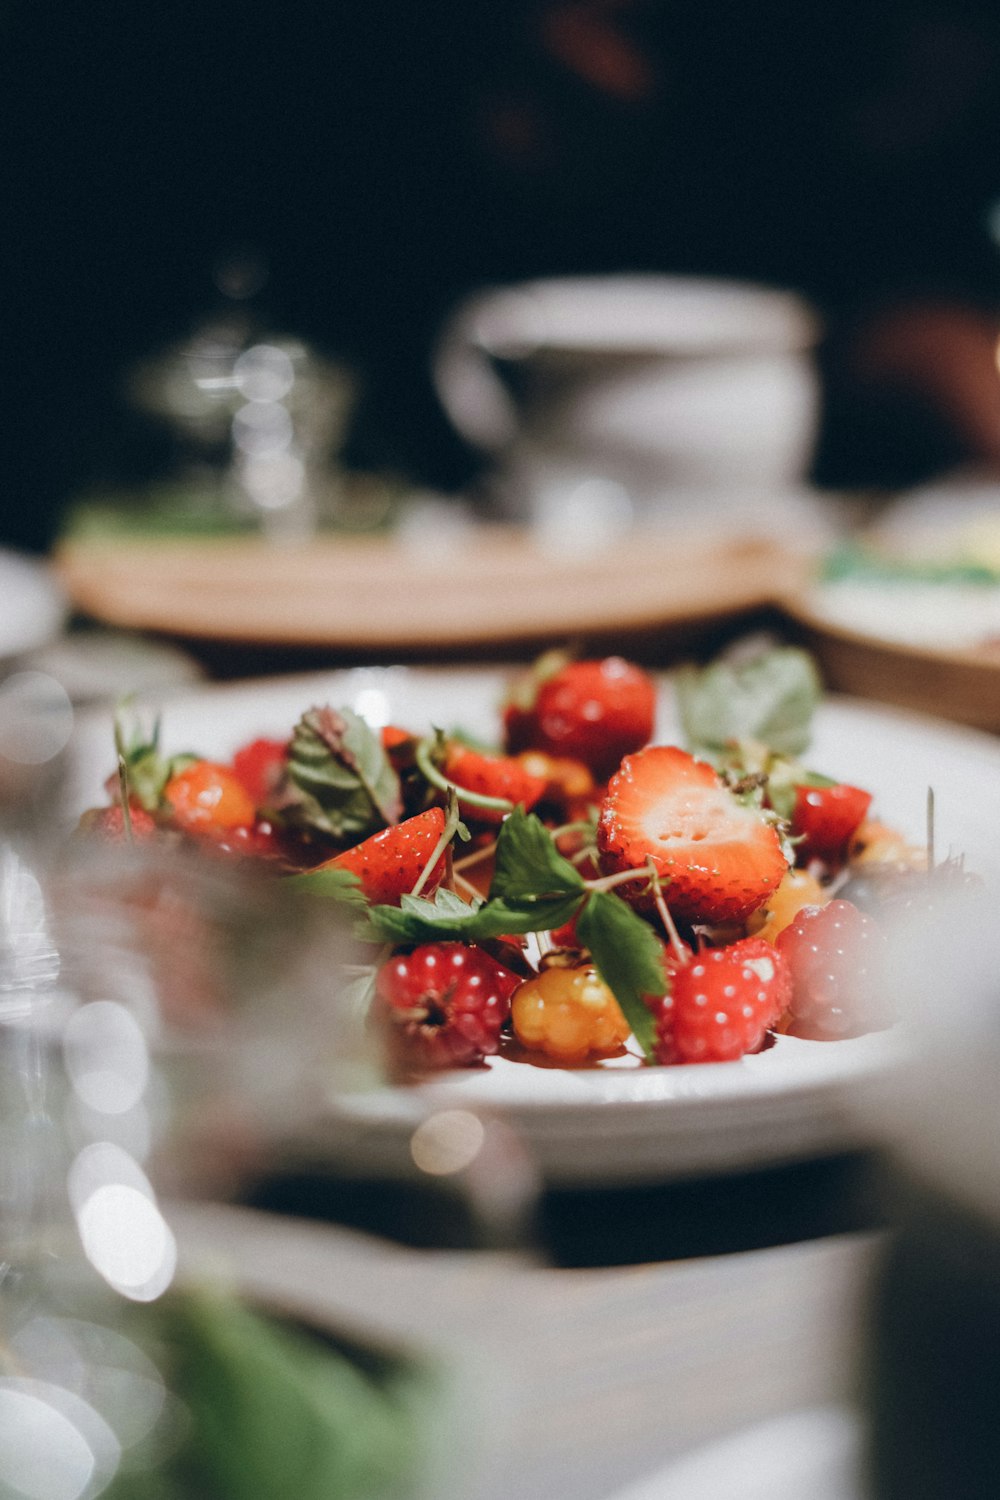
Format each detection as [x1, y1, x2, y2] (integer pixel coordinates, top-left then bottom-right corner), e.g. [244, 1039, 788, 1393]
[68, 666, 1000, 1185]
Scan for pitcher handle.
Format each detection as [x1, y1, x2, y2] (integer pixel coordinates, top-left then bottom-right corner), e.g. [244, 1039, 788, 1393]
[432, 302, 520, 452]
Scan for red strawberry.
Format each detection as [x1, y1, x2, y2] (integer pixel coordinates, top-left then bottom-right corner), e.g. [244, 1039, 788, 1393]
[775, 898, 889, 1039]
[650, 936, 792, 1064]
[77, 804, 158, 842]
[597, 745, 788, 924]
[380, 724, 415, 752]
[792, 782, 872, 865]
[164, 761, 257, 831]
[318, 807, 447, 905]
[375, 942, 520, 1069]
[231, 737, 289, 807]
[443, 745, 547, 824]
[503, 655, 656, 780]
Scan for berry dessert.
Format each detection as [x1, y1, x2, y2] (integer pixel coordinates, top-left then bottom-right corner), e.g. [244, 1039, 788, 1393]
[79, 644, 936, 1077]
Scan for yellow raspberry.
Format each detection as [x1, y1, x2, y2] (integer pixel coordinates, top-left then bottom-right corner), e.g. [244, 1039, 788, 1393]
[511, 965, 631, 1063]
[749, 867, 828, 944]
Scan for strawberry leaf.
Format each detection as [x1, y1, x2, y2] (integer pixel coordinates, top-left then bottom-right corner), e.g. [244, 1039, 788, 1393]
[361, 886, 583, 946]
[767, 760, 836, 820]
[574, 890, 665, 1061]
[489, 807, 586, 902]
[677, 646, 821, 760]
[112, 703, 195, 811]
[287, 706, 402, 841]
[285, 866, 369, 907]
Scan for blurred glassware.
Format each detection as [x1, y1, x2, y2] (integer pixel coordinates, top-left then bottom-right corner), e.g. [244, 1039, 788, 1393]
[855, 878, 1000, 1500]
[433, 275, 824, 542]
[128, 321, 356, 542]
[46, 840, 367, 1202]
[0, 839, 449, 1498]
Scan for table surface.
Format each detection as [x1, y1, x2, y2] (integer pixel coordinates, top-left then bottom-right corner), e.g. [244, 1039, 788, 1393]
[172, 1198, 879, 1500]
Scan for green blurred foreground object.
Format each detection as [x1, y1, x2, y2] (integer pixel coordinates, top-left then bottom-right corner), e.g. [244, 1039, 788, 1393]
[107, 1285, 449, 1499]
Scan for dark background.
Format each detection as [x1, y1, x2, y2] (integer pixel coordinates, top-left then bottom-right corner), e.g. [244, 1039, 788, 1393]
[4, 0, 1000, 551]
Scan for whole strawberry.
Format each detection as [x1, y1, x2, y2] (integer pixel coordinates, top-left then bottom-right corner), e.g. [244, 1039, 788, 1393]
[598, 744, 788, 925]
[230, 737, 289, 808]
[375, 942, 520, 1070]
[443, 744, 547, 824]
[164, 760, 257, 832]
[502, 654, 656, 781]
[316, 807, 447, 905]
[77, 804, 158, 842]
[650, 937, 792, 1064]
[775, 898, 889, 1039]
[791, 781, 872, 866]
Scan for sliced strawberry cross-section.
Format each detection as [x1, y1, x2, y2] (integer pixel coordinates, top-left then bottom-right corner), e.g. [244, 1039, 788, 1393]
[597, 745, 788, 925]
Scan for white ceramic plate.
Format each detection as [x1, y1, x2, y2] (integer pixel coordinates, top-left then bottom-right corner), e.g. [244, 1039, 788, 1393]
[608, 1406, 864, 1500]
[0, 549, 66, 660]
[68, 667, 1000, 1185]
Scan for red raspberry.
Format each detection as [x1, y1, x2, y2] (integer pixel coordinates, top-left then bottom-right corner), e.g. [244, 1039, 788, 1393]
[775, 898, 889, 1039]
[374, 943, 520, 1070]
[650, 936, 792, 1064]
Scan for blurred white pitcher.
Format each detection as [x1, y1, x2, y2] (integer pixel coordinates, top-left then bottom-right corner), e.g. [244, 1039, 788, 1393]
[433, 275, 822, 534]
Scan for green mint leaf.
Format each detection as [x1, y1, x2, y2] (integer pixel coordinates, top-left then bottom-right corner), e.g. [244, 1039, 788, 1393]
[676, 646, 822, 760]
[287, 705, 402, 841]
[362, 887, 582, 946]
[489, 807, 586, 903]
[574, 890, 665, 1061]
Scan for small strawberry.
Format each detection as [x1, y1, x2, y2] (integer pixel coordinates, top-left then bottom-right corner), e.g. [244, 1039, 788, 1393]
[649, 936, 792, 1064]
[380, 724, 416, 754]
[230, 737, 289, 808]
[775, 899, 889, 1039]
[316, 806, 447, 905]
[792, 781, 872, 865]
[597, 745, 788, 925]
[443, 744, 547, 824]
[503, 654, 656, 781]
[375, 942, 520, 1070]
[514, 749, 597, 822]
[163, 761, 257, 831]
[77, 804, 158, 842]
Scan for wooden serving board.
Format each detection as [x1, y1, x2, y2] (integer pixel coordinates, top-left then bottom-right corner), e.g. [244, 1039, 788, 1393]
[783, 593, 1000, 735]
[55, 528, 808, 652]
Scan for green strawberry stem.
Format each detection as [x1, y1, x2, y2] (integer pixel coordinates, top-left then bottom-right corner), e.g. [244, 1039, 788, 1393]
[411, 789, 467, 899]
[116, 754, 135, 845]
[584, 867, 652, 895]
[646, 861, 688, 965]
[414, 736, 516, 816]
[452, 840, 497, 873]
[548, 820, 598, 842]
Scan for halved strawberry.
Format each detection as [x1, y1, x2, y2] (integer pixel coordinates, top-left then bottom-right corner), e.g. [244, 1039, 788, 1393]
[502, 655, 656, 781]
[443, 745, 547, 825]
[317, 807, 447, 905]
[792, 782, 872, 865]
[597, 745, 788, 924]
